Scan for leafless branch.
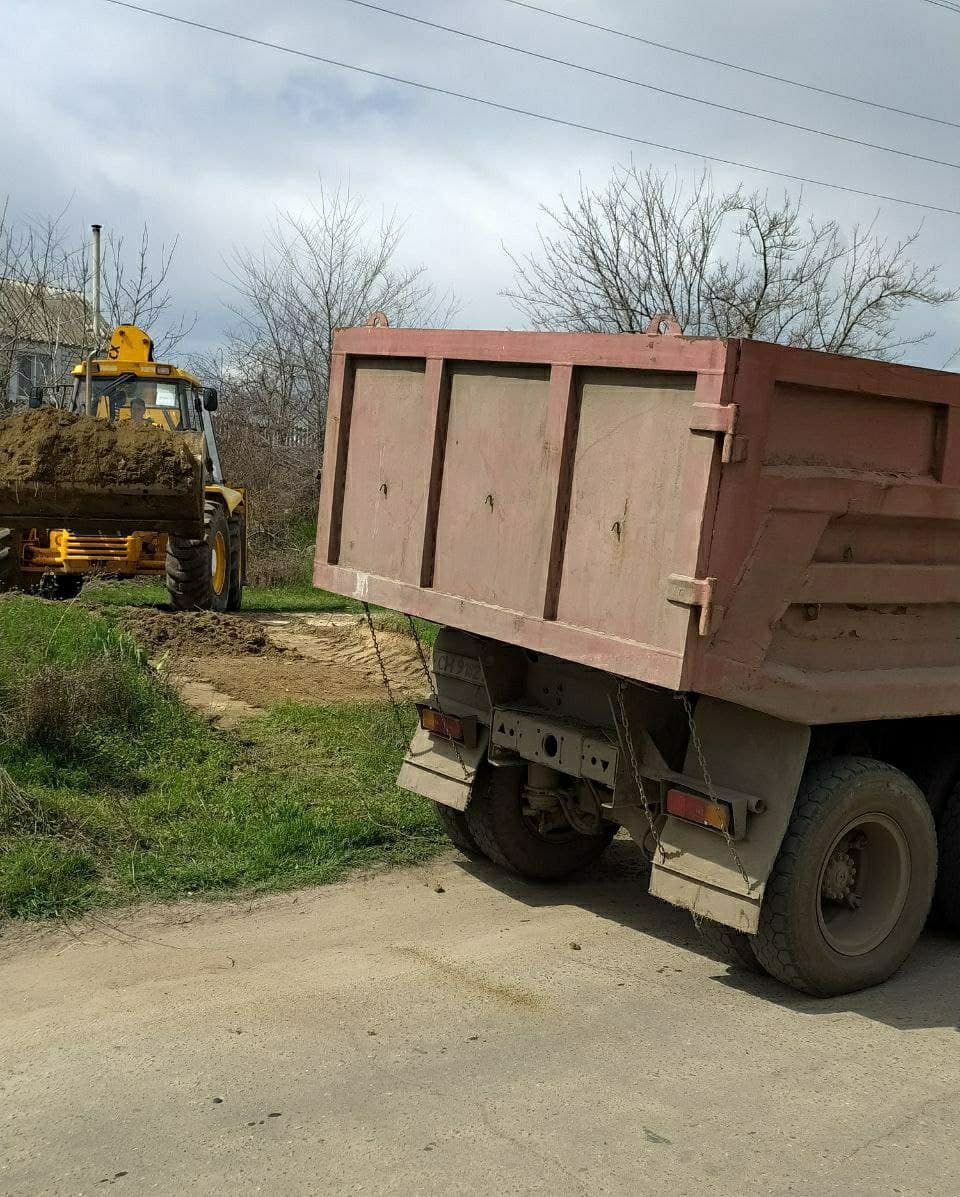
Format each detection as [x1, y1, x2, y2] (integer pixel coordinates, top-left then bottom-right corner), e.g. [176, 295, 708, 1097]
[504, 163, 957, 360]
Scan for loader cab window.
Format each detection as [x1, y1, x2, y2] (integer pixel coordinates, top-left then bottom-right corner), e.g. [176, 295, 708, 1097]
[77, 377, 196, 430]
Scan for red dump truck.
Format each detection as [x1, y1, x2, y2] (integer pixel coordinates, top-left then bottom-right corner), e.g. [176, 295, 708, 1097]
[314, 316, 960, 996]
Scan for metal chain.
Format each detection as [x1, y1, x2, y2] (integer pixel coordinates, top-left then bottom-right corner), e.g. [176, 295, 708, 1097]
[677, 693, 753, 892]
[610, 679, 666, 860]
[404, 614, 470, 780]
[361, 602, 411, 747]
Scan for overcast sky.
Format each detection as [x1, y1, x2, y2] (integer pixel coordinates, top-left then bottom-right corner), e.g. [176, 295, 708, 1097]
[3, 0, 960, 365]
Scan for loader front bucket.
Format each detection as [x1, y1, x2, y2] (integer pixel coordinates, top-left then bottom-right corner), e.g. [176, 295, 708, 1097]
[0, 409, 206, 538]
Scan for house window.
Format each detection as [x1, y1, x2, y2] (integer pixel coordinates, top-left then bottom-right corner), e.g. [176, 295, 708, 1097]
[17, 352, 53, 400]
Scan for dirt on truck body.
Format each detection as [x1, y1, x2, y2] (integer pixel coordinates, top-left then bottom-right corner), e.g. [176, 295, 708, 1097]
[314, 315, 960, 998]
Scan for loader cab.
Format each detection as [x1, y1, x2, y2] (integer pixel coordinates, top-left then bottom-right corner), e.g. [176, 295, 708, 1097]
[70, 324, 205, 432]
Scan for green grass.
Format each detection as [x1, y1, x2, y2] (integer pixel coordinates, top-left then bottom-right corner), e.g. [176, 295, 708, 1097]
[0, 596, 444, 921]
[80, 577, 363, 614]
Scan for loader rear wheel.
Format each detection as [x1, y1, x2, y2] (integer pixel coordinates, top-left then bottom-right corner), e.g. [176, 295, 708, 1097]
[432, 801, 485, 860]
[0, 527, 20, 593]
[226, 514, 243, 611]
[753, 757, 937, 996]
[465, 765, 615, 881]
[166, 500, 231, 612]
[38, 573, 84, 601]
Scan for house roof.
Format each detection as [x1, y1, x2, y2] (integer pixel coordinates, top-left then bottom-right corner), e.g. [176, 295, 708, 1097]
[0, 278, 90, 349]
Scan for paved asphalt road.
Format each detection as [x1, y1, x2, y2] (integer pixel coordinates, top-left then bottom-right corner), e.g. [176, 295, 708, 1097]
[2, 842, 959, 1196]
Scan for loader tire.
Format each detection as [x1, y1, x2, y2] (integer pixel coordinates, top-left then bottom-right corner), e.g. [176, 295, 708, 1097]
[38, 573, 84, 601]
[166, 500, 231, 612]
[0, 527, 20, 593]
[433, 801, 485, 860]
[932, 782, 960, 932]
[752, 757, 936, 997]
[226, 514, 243, 611]
[465, 764, 615, 881]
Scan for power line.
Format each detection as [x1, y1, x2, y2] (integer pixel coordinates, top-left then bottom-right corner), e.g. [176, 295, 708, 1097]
[921, 0, 960, 13]
[501, 0, 960, 133]
[342, 0, 960, 173]
[95, 0, 960, 218]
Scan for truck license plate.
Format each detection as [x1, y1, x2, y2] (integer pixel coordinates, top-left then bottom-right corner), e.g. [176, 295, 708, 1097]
[432, 650, 484, 685]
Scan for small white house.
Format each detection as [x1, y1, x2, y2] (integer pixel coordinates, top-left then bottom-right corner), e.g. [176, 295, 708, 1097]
[0, 279, 90, 406]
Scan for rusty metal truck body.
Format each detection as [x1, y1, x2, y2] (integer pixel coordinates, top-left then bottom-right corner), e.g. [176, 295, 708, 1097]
[314, 321, 960, 996]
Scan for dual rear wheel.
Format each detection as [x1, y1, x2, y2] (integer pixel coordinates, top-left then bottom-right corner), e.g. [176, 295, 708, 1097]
[433, 763, 615, 881]
[437, 753, 945, 996]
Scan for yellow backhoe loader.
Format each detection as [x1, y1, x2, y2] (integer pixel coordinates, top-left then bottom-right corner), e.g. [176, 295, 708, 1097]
[0, 323, 247, 611]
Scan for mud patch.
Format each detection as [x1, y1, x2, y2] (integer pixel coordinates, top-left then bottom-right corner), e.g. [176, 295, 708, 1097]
[260, 616, 428, 696]
[181, 617, 430, 710]
[153, 613, 431, 719]
[183, 652, 409, 709]
[118, 609, 285, 659]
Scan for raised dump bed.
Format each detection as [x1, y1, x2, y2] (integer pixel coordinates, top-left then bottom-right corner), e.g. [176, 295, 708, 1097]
[314, 319, 960, 998]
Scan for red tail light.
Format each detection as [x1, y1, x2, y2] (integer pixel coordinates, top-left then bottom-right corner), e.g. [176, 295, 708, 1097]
[418, 706, 465, 743]
[666, 788, 730, 832]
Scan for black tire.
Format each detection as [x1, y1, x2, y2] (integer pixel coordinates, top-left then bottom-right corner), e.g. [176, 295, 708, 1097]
[0, 527, 20, 593]
[39, 573, 84, 601]
[433, 801, 485, 860]
[753, 757, 937, 997]
[932, 782, 960, 931]
[226, 514, 244, 611]
[464, 765, 616, 881]
[696, 918, 765, 973]
[166, 500, 230, 612]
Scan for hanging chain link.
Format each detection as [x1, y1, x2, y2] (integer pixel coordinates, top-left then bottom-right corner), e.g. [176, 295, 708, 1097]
[677, 692, 753, 892]
[404, 614, 470, 780]
[610, 679, 666, 861]
[361, 602, 411, 747]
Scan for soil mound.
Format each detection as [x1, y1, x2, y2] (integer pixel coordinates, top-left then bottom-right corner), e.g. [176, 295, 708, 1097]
[0, 407, 199, 489]
[118, 609, 285, 658]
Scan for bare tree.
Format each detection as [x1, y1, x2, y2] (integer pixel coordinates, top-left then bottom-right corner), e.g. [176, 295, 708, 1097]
[504, 164, 957, 359]
[224, 183, 456, 447]
[212, 183, 454, 581]
[0, 202, 192, 407]
[100, 226, 195, 358]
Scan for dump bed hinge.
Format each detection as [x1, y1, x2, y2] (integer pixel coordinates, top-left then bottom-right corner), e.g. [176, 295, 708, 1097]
[665, 574, 721, 637]
[689, 402, 745, 463]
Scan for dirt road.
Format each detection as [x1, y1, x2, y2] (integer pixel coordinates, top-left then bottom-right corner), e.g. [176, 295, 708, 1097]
[2, 843, 959, 1197]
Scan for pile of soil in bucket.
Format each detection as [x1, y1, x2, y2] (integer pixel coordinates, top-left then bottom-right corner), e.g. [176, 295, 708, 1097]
[117, 608, 286, 659]
[0, 407, 199, 490]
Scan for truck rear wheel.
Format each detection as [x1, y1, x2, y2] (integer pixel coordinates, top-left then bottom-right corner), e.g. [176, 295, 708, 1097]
[433, 802, 485, 860]
[932, 782, 960, 931]
[465, 765, 615, 881]
[695, 918, 764, 973]
[753, 757, 937, 996]
[166, 500, 231, 612]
